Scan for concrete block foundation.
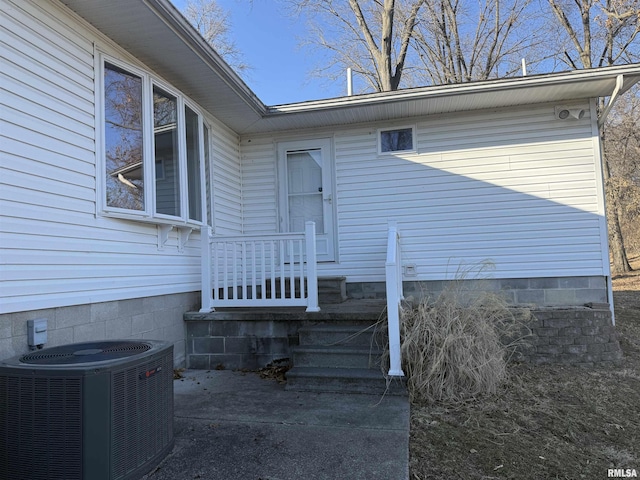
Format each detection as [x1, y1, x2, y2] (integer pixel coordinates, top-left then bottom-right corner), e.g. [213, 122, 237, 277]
[0, 292, 199, 367]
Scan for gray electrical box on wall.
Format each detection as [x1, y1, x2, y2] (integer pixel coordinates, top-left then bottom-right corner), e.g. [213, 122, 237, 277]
[27, 318, 47, 347]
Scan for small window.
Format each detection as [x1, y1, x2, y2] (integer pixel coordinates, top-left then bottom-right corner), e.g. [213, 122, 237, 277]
[379, 127, 415, 154]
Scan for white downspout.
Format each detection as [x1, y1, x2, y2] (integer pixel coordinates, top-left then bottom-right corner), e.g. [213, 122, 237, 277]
[596, 74, 624, 325]
[598, 74, 624, 128]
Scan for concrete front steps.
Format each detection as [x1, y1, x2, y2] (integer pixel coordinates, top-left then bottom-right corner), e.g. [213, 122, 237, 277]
[286, 323, 404, 395]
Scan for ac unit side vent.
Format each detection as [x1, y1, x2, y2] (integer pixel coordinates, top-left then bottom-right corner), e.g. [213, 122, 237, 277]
[111, 349, 174, 480]
[0, 375, 83, 480]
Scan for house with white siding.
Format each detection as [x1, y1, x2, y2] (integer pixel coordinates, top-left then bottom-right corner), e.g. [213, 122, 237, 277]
[2, 0, 639, 369]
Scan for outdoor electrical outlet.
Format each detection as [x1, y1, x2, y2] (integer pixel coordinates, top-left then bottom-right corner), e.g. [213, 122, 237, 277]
[28, 318, 48, 347]
[403, 264, 417, 277]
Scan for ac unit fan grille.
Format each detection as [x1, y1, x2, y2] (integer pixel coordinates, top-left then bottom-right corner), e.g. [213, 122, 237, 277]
[19, 341, 152, 365]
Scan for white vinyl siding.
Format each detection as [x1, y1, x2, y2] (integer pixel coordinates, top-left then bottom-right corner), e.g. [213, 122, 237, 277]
[240, 102, 606, 283]
[240, 137, 278, 235]
[209, 118, 243, 235]
[0, 0, 242, 314]
[334, 103, 604, 281]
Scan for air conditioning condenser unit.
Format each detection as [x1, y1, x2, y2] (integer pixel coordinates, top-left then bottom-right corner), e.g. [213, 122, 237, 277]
[0, 340, 174, 480]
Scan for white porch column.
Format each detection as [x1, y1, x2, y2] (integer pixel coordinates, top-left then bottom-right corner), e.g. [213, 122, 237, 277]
[199, 226, 214, 313]
[305, 221, 320, 312]
[386, 222, 405, 377]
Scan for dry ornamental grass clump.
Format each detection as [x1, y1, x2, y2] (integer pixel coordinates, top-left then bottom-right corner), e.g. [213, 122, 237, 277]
[393, 277, 530, 405]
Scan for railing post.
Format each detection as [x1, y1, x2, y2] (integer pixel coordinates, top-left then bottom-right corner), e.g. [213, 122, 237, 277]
[199, 226, 214, 312]
[386, 222, 405, 377]
[305, 221, 320, 312]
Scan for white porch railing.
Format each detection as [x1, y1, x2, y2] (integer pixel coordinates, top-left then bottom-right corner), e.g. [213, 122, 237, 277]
[200, 221, 319, 313]
[385, 221, 405, 377]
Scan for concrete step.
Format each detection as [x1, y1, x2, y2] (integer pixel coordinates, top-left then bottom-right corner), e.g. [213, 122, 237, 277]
[292, 345, 383, 369]
[318, 276, 348, 304]
[298, 324, 385, 347]
[284, 320, 407, 395]
[285, 367, 406, 395]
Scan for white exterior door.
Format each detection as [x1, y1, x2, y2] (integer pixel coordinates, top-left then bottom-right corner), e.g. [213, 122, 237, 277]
[278, 139, 335, 262]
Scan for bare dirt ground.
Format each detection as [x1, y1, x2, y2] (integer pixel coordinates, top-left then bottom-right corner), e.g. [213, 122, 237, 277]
[410, 256, 640, 479]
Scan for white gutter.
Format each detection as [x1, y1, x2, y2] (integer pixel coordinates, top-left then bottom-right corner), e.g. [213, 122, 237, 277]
[268, 64, 640, 114]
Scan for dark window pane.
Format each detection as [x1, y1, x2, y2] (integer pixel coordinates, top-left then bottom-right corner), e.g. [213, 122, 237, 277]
[154, 87, 180, 217]
[185, 106, 202, 222]
[381, 128, 413, 153]
[104, 63, 144, 210]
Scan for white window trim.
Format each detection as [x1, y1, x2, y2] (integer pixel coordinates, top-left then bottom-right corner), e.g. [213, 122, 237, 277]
[96, 56, 152, 219]
[96, 53, 206, 229]
[377, 125, 417, 156]
[184, 100, 206, 224]
[152, 79, 186, 223]
[202, 121, 215, 233]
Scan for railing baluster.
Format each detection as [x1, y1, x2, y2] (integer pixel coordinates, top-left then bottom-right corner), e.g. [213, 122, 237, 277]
[232, 242, 238, 300]
[241, 241, 247, 300]
[251, 242, 256, 300]
[260, 241, 266, 300]
[222, 243, 228, 300]
[287, 239, 294, 299]
[270, 240, 276, 300]
[298, 239, 305, 299]
[212, 242, 218, 301]
[279, 240, 285, 299]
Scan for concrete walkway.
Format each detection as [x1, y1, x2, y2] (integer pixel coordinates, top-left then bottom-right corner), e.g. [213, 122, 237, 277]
[142, 369, 409, 480]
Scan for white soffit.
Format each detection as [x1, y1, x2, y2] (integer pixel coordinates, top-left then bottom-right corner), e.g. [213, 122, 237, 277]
[257, 69, 640, 134]
[59, 0, 640, 136]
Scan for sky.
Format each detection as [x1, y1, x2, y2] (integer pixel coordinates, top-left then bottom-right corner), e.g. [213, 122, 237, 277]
[171, 0, 347, 105]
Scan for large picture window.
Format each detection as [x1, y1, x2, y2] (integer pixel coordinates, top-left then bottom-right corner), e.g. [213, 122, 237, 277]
[101, 58, 206, 226]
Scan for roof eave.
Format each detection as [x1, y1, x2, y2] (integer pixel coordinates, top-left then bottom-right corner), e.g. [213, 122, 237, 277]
[269, 65, 640, 114]
[236, 64, 640, 135]
[56, 0, 640, 136]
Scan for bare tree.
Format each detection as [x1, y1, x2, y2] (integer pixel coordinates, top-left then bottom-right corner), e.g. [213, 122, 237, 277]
[412, 0, 537, 85]
[290, 0, 426, 92]
[603, 85, 640, 270]
[181, 0, 249, 73]
[546, 0, 640, 273]
[547, 0, 640, 70]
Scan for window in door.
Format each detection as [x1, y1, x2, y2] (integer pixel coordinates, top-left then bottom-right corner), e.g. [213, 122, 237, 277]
[287, 149, 324, 234]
